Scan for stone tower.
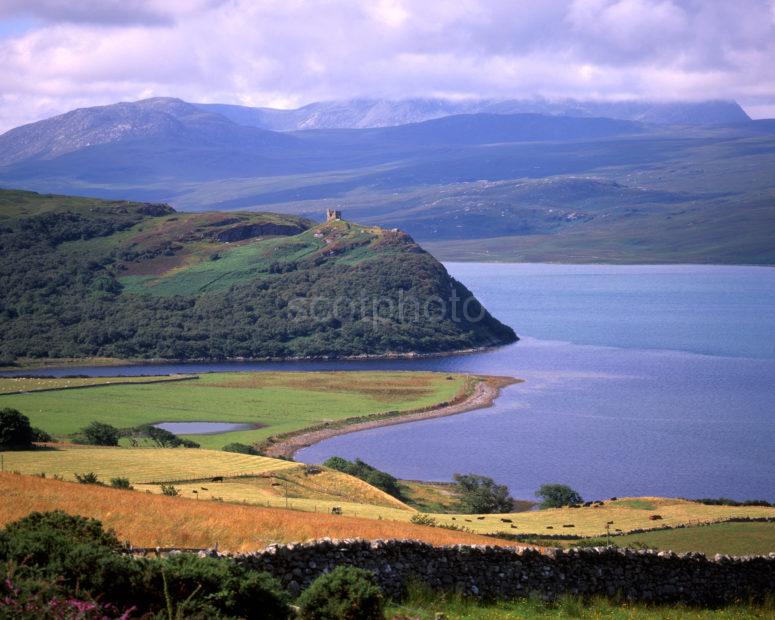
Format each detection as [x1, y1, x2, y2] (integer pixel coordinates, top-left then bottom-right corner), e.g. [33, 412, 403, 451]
[326, 208, 342, 222]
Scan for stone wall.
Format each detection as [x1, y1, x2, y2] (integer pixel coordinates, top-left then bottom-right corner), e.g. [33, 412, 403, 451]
[219, 539, 775, 604]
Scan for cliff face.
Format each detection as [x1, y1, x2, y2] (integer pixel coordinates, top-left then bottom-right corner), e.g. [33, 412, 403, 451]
[0, 189, 516, 361]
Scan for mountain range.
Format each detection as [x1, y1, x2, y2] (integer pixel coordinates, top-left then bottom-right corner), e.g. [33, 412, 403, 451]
[196, 98, 751, 131]
[0, 96, 773, 264]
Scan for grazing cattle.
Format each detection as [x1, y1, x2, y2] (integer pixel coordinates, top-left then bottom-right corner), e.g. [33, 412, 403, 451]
[500, 518, 512, 523]
[200, 487, 208, 491]
[649, 514, 663, 521]
[330, 506, 342, 515]
[477, 516, 485, 520]
[211, 476, 224, 482]
[563, 524, 575, 528]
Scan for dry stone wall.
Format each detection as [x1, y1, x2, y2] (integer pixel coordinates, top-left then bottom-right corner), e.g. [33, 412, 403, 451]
[214, 538, 775, 604]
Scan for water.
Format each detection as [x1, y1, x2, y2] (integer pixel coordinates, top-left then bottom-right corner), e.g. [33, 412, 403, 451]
[6, 264, 774, 501]
[154, 422, 254, 435]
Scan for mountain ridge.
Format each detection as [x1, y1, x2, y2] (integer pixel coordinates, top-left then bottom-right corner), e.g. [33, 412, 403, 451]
[197, 97, 752, 131]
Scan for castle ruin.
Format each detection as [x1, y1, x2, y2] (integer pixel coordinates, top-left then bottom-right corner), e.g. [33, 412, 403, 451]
[326, 208, 342, 222]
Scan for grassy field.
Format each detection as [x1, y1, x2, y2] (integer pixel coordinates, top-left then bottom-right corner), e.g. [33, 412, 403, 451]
[0, 472, 517, 552]
[427, 497, 775, 539]
[0, 370, 471, 449]
[603, 521, 775, 556]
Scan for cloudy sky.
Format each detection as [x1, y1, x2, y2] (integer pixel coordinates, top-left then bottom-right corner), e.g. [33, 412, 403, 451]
[1, 0, 774, 131]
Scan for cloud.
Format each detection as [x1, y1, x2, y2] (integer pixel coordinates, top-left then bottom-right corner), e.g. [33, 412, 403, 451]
[0, 0, 774, 131]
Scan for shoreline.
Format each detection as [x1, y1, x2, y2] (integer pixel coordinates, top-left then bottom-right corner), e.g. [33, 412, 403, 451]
[262, 375, 519, 459]
[0, 345, 508, 374]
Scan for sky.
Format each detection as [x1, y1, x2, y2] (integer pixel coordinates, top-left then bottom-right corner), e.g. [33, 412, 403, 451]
[1, 0, 774, 132]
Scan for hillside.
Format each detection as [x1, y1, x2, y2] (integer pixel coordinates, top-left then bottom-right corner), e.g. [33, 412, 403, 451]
[0, 472, 513, 551]
[1, 97, 773, 264]
[0, 189, 516, 361]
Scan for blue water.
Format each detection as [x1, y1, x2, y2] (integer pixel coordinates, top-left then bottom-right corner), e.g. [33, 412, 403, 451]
[6, 264, 774, 501]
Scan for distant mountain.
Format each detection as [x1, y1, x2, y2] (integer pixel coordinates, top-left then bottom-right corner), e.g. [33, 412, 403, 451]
[197, 98, 751, 130]
[0, 97, 295, 167]
[1, 97, 773, 265]
[0, 99, 650, 188]
[0, 189, 516, 361]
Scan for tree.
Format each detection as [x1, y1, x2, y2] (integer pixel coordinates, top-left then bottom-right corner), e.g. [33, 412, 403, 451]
[0, 408, 34, 450]
[535, 483, 584, 509]
[453, 473, 514, 514]
[323, 456, 403, 499]
[130, 424, 199, 448]
[81, 421, 120, 446]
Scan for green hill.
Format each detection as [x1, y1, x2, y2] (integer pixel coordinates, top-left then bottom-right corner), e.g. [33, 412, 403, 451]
[0, 189, 516, 361]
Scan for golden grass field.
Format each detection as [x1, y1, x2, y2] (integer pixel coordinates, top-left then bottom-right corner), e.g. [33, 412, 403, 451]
[429, 497, 775, 538]
[135, 466, 413, 518]
[4, 446, 773, 545]
[0, 472, 520, 552]
[0, 445, 298, 483]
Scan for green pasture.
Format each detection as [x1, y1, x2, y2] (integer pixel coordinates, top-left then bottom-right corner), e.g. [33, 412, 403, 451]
[0, 371, 470, 449]
[608, 521, 775, 556]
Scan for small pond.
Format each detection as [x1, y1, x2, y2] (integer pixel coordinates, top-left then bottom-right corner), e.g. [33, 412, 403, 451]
[153, 422, 254, 435]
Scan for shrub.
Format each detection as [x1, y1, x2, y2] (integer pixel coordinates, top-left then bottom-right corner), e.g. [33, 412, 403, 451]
[75, 472, 102, 485]
[110, 477, 133, 490]
[0, 510, 138, 610]
[410, 513, 438, 527]
[145, 554, 291, 619]
[0, 407, 34, 450]
[536, 484, 584, 509]
[297, 566, 384, 620]
[0, 511, 291, 618]
[222, 442, 262, 456]
[81, 421, 120, 446]
[453, 473, 514, 514]
[160, 483, 179, 496]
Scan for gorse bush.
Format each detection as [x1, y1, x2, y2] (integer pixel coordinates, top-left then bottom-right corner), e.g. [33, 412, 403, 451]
[297, 566, 384, 620]
[0, 510, 292, 618]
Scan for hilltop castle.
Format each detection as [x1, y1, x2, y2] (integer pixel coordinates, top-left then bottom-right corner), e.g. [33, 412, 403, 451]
[326, 208, 342, 222]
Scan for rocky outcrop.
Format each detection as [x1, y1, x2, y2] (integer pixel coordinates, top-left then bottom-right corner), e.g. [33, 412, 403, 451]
[214, 222, 306, 242]
[210, 539, 775, 604]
